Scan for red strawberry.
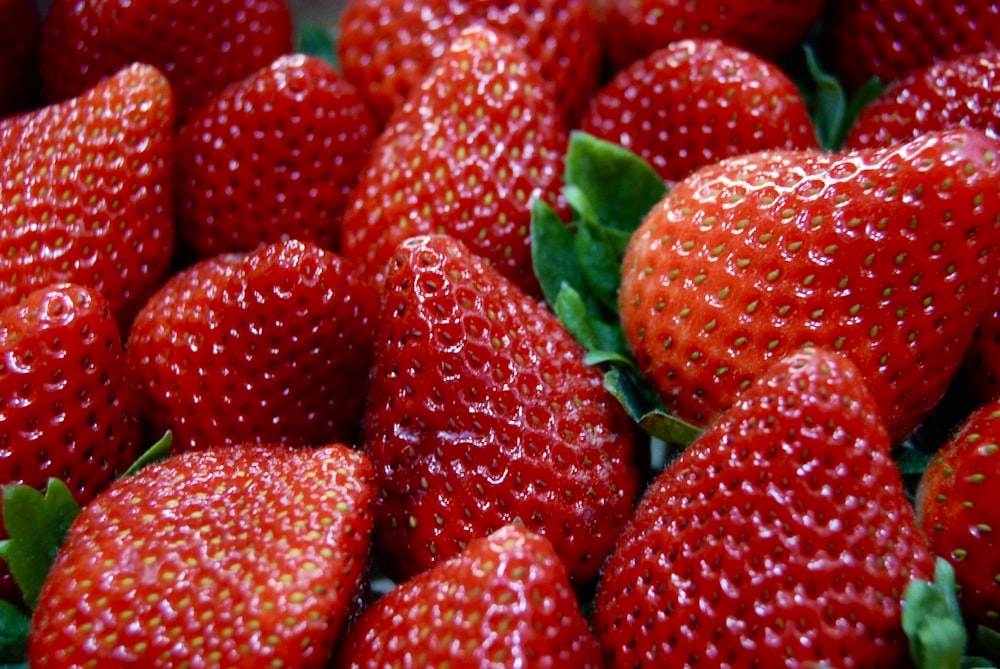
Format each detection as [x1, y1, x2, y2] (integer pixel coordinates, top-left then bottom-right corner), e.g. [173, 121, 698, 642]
[580, 38, 818, 185]
[175, 54, 379, 260]
[845, 49, 1000, 150]
[361, 234, 642, 585]
[0, 63, 175, 329]
[334, 524, 604, 668]
[958, 287, 1000, 404]
[39, 0, 293, 122]
[337, 0, 602, 127]
[339, 26, 568, 297]
[916, 398, 1000, 632]
[619, 128, 1000, 442]
[593, 347, 935, 668]
[0, 0, 40, 118]
[126, 240, 380, 454]
[598, 0, 827, 71]
[29, 443, 375, 668]
[820, 0, 1000, 94]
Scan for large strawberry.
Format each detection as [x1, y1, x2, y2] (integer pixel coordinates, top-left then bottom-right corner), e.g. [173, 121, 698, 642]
[337, 0, 602, 127]
[39, 0, 293, 122]
[338, 25, 569, 297]
[916, 398, 1000, 632]
[0, 63, 175, 329]
[334, 524, 603, 668]
[619, 128, 1000, 442]
[175, 54, 378, 260]
[580, 38, 818, 185]
[593, 347, 935, 667]
[126, 240, 380, 454]
[0, 0, 40, 118]
[29, 443, 374, 668]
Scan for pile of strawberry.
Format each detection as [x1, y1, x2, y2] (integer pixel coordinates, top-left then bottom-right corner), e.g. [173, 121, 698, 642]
[2, 0, 1000, 666]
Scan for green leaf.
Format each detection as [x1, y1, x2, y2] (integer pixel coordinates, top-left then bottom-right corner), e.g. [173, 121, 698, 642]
[0, 600, 29, 665]
[637, 409, 704, 448]
[296, 22, 338, 69]
[904, 558, 968, 669]
[802, 44, 883, 151]
[121, 431, 172, 478]
[895, 446, 935, 476]
[975, 627, 1000, 665]
[0, 480, 80, 610]
[575, 222, 626, 313]
[531, 199, 587, 310]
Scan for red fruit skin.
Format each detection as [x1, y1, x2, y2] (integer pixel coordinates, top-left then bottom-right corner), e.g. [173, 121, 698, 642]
[40, 0, 293, 122]
[619, 128, 1000, 442]
[593, 347, 935, 668]
[916, 399, 1000, 631]
[175, 54, 379, 259]
[0, 63, 175, 330]
[959, 285, 1000, 403]
[821, 0, 1000, 93]
[581, 39, 818, 185]
[338, 0, 602, 127]
[845, 50, 1000, 150]
[339, 26, 568, 297]
[598, 0, 828, 71]
[29, 443, 375, 668]
[334, 524, 605, 668]
[126, 240, 380, 454]
[362, 234, 642, 586]
[0, 0, 40, 118]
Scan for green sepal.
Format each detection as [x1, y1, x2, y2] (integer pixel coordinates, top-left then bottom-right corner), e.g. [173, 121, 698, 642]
[974, 627, 1000, 666]
[0, 599, 30, 665]
[531, 199, 589, 312]
[802, 44, 884, 152]
[904, 558, 969, 669]
[895, 445, 935, 476]
[296, 22, 339, 69]
[121, 431, 172, 478]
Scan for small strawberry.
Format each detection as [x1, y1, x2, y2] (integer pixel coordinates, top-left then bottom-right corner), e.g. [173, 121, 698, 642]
[916, 398, 1000, 632]
[175, 54, 378, 260]
[39, 0, 293, 122]
[619, 128, 1000, 442]
[0, 63, 175, 329]
[334, 524, 604, 668]
[580, 38, 818, 185]
[337, 0, 602, 127]
[29, 443, 375, 668]
[0, 0, 40, 118]
[593, 347, 935, 668]
[362, 234, 642, 586]
[126, 240, 380, 454]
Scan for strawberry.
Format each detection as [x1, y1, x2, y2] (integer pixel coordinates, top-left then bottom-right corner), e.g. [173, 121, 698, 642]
[337, 0, 602, 127]
[0, 63, 175, 329]
[618, 128, 1000, 442]
[958, 287, 1000, 404]
[126, 239, 380, 454]
[916, 398, 1000, 632]
[334, 524, 604, 668]
[598, 0, 827, 71]
[361, 234, 642, 586]
[580, 38, 818, 185]
[29, 443, 375, 668]
[0, 0, 40, 118]
[175, 54, 379, 260]
[845, 49, 1000, 150]
[339, 26, 569, 297]
[39, 0, 293, 122]
[593, 347, 935, 667]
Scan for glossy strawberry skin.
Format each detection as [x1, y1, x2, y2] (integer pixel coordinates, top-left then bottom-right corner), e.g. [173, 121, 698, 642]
[29, 443, 375, 668]
[335, 524, 604, 668]
[619, 128, 1000, 442]
[40, 0, 293, 122]
[916, 399, 1000, 631]
[126, 240, 380, 454]
[0, 0, 40, 118]
[175, 54, 378, 260]
[338, 0, 602, 127]
[0, 63, 175, 329]
[362, 234, 642, 586]
[581, 39, 818, 184]
[594, 347, 934, 668]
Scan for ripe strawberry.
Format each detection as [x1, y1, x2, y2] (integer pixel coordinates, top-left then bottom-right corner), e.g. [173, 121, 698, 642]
[916, 399, 1000, 632]
[126, 240, 380, 454]
[29, 443, 375, 668]
[580, 38, 818, 185]
[361, 234, 642, 586]
[334, 524, 603, 668]
[619, 128, 1000, 442]
[39, 0, 293, 122]
[598, 0, 827, 71]
[593, 347, 935, 667]
[845, 49, 1000, 150]
[339, 26, 568, 297]
[0, 0, 40, 118]
[0, 63, 175, 329]
[175, 54, 378, 260]
[958, 288, 1000, 404]
[337, 0, 602, 127]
